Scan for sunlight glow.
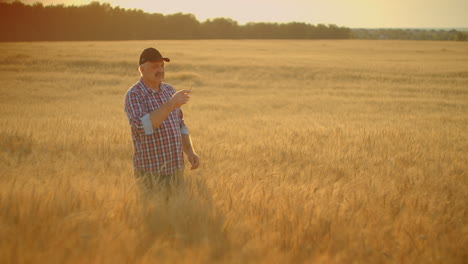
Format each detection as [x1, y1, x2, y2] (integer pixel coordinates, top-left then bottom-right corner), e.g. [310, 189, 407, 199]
[19, 0, 468, 27]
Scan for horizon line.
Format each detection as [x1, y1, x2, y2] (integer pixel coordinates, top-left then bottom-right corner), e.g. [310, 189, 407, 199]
[4, 0, 468, 30]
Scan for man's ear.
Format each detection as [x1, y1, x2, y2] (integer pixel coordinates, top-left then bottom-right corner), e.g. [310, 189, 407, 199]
[138, 65, 143, 74]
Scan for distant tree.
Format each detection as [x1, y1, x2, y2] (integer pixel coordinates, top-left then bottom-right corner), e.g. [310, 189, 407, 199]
[241, 22, 282, 39]
[201, 18, 239, 39]
[314, 24, 329, 39]
[163, 13, 200, 39]
[283, 22, 308, 39]
[349, 28, 467, 41]
[455, 31, 467, 41]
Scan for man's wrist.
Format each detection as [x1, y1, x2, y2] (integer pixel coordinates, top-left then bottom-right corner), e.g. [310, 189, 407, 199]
[184, 148, 195, 155]
[165, 99, 176, 112]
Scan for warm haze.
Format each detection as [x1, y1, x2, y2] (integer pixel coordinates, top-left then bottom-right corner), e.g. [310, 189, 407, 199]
[1, 1, 468, 263]
[19, 0, 468, 28]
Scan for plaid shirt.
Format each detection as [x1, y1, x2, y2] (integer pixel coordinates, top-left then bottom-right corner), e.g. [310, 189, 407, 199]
[125, 79, 188, 175]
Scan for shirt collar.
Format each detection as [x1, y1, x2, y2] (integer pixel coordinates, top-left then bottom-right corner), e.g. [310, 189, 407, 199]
[139, 78, 166, 94]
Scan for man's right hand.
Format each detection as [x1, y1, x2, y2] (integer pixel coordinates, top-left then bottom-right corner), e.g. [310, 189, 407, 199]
[169, 90, 190, 109]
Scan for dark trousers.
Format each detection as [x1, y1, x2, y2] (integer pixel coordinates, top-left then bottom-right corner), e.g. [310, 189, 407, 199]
[135, 169, 184, 191]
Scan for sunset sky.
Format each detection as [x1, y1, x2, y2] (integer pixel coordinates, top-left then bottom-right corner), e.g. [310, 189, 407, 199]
[19, 0, 468, 28]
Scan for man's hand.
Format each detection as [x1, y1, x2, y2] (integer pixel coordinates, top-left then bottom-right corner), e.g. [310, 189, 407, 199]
[187, 152, 200, 170]
[169, 90, 190, 109]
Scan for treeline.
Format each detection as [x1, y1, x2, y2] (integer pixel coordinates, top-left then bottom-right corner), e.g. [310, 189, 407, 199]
[1, 1, 465, 42]
[352, 28, 468, 41]
[0, 1, 351, 41]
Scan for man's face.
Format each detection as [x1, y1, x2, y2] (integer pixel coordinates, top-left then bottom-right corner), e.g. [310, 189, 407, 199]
[141, 60, 165, 83]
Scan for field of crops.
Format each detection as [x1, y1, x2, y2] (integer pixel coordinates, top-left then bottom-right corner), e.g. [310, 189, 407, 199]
[0, 40, 467, 263]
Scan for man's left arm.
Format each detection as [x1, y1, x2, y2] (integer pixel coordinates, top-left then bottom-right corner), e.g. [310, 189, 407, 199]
[182, 134, 200, 170]
[178, 106, 200, 170]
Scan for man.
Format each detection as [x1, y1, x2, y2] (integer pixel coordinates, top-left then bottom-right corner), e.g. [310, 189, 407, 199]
[125, 47, 200, 188]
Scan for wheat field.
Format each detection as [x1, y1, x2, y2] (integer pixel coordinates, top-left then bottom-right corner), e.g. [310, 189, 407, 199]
[0, 40, 467, 263]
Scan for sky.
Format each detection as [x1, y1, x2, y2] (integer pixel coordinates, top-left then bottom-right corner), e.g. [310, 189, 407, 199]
[18, 0, 468, 28]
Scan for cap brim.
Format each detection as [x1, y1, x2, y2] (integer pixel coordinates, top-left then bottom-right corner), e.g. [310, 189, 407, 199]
[139, 57, 170, 65]
[147, 58, 170, 62]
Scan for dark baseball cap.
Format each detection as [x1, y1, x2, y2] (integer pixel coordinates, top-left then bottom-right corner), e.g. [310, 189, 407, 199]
[139, 48, 170, 65]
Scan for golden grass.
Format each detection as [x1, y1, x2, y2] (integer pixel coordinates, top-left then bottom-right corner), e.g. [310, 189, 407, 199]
[0, 40, 467, 263]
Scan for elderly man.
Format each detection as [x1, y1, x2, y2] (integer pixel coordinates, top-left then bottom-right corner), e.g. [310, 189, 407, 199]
[125, 47, 200, 188]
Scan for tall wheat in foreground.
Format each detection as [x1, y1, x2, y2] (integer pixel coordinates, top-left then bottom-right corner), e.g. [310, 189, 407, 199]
[0, 40, 467, 263]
